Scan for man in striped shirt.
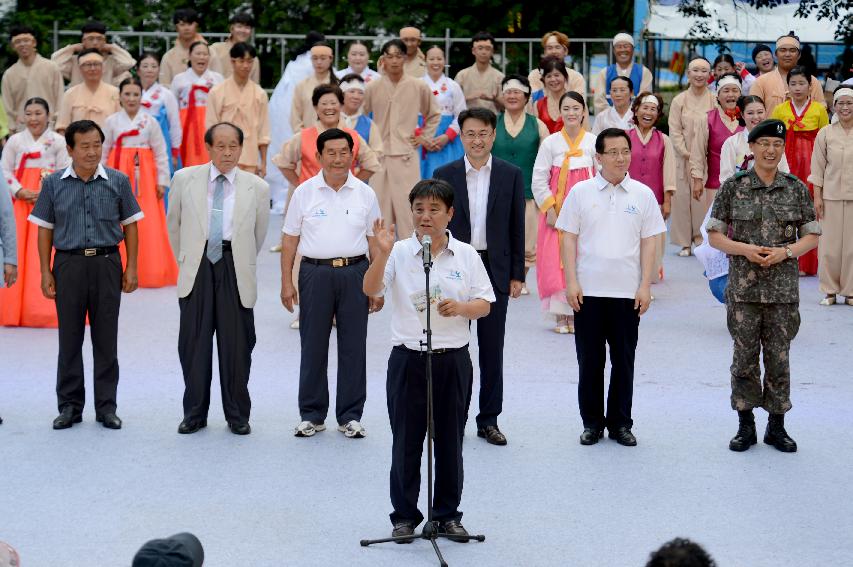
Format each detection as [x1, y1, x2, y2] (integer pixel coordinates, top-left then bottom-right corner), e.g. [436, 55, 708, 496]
[29, 120, 143, 431]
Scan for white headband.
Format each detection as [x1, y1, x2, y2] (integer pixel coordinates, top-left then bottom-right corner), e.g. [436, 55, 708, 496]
[502, 79, 530, 94]
[613, 33, 634, 47]
[340, 80, 365, 93]
[716, 75, 742, 92]
[640, 95, 659, 108]
[834, 87, 853, 101]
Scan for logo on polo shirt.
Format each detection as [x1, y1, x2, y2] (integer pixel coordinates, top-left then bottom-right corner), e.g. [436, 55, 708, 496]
[624, 204, 640, 215]
[311, 208, 328, 218]
[445, 270, 463, 281]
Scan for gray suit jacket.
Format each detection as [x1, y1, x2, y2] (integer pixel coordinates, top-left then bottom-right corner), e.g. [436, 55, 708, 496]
[166, 164, 270, 308]
[0, 175, 17, 280]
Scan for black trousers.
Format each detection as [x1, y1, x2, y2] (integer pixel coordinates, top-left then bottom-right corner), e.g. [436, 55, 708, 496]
[178, 249, 255, 424]
[54, 251, 122, 415]
[473, 255, 509, 428]
[573, 296, 640, 431]
[387, 346, 472, 525]
[297, 259, 368, 425]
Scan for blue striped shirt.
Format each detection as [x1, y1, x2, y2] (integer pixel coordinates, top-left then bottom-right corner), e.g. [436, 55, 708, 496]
[28, 164, 144, 250]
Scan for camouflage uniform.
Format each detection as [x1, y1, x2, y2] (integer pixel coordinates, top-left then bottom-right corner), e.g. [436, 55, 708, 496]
[706, 169, 821, 414]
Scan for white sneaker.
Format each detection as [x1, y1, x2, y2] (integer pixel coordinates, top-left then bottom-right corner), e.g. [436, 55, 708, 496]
[269, 243, 282, 253]
[294, 421, 326, 437]
[290, 318, 300, 330]
[520, 284, 530, 296]
[337, 420, 367, 438]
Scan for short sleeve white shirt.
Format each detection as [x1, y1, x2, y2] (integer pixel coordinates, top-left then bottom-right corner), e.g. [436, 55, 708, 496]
[555, 173, 667, 299]
[282, 170, 381, 259]
[382, 231, 496, 350]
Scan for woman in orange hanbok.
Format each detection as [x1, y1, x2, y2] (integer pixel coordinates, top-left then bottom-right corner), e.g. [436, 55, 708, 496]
[771, 65, 829, 276]
[0, 97, 70, 327]
[102, 78, 176, 288]
[170, 41, 223, 167]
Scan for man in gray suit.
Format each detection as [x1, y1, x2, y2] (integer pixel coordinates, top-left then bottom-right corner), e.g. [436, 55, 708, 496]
[0, 175, 18, 426]
[167, 122, 270, 435]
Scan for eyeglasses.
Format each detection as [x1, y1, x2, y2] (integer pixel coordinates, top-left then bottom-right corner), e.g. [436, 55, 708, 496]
[754, 141, 785, 150]
[601, 149, 632, 158]
[462, 130, 493, 140]
[80, 62, 103, 69]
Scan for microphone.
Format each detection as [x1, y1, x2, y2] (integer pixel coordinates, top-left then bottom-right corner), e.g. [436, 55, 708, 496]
[421, 234, 432, 267]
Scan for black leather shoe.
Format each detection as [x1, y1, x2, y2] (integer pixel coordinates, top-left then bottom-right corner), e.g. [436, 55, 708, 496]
[438, 520, 470, 543]
[764, 414, 797, 453]
[178, 418, 207, 434]
[477, 425, 507, 445]
[228, 422, 251, 435]
[96, 413, 122, 429]
[729, 410, 757, 452]
[579, 428, 604, 445]
[608, 426, 637, 446]
[53, 407, 82, 430]
[391, 521, 415, 543]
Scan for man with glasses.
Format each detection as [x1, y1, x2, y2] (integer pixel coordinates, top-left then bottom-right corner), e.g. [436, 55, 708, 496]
[706, 119, 819, 453]
[2, 26, 64, 133]
[558, 128, 666, 447]
[750, 32, 826, 113]
[434, 108, 525, 446]
[55, 49, 120, 133]
[51, 20, 135, 88]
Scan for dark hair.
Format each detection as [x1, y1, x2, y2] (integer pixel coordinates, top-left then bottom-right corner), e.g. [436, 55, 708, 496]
[229, 12, 254, 26]
[425, 44, 445, 58]
[173, 8, 200, 25]
[80, 20, 107, 36]
[65, 120, 105, 148]
[24, 96, 50, 114]
[609, 75, 634, 92]
[751, 44, 772, 63]
[645, 538, 716, 567]
[630, 91, 664, 125]
[188, 41, 209, 58]
[339, 72, 365, 85]
[381, 39, 407, 57]
[458, 108, 497, 130]
[595, 128, 632, 154]
[786, 65, 812, 85]
[539, 56, 568, 80]
[229, 42, 257, 59]
[76, 48, 103, 62]
[317, 128, 354, 153]
[118, 76, 143, 94]
[559, 90, 586, 110]
[736, 94, 765, 126]
[312, 84, 344, 106]
[501, 74, 532, 101]
[347, 40, 369, 53]
[204, 122, 244, 146]
[294, 31, 326, 57]
[9, 25, 36, 41]
[409, 178, 454, 209]
[137, 51, 161, 67]
[471, 31, 495, 48]
[712, 53, 735, 69]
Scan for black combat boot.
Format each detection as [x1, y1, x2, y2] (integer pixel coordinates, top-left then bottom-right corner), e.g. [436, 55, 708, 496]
[729, 410, 757, 452]
[764, 413, 797, 452]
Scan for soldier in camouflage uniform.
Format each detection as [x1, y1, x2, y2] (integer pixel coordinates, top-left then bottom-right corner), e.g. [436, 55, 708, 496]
[706, 119, 820, 453]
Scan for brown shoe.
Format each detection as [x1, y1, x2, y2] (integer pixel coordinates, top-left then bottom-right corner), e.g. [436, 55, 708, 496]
[438, 520, 470, 543]
[477, 425, 507, 446]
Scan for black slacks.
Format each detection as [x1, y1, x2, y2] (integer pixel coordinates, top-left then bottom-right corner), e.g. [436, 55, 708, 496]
[178, 249, 255, 425]
[573, 296, 640, 431]
[297, 259, 368, 425]
[473, 254, 509, 428]
[387, 346, 472, 525]
[54, 251, 122, 415]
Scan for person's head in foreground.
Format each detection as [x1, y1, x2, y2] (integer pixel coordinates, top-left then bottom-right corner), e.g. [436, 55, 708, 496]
[132, 532, 204, 567]
[645, 537, 716, 567]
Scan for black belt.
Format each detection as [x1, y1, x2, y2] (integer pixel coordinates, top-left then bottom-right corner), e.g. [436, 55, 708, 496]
[302, 254, 367, 267]
[476, 250, 489, 260]
[222, 240, 232, 251]
[394, 344, 469, 355]
[56, 246, 119, 257]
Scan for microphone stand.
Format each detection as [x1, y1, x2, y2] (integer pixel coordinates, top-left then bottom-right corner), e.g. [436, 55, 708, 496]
[360, 236, 485, 566]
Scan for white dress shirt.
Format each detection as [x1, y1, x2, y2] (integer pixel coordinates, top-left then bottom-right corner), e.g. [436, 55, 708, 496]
[381, 231, 496, 350]
[464, 154, 492, 250]
[282, 170, 381, 259]
[555, 172, 667, 299]
[208, 164, 237, 240]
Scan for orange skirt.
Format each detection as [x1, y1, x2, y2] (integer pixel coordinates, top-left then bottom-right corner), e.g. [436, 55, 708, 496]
[0, 168, 58, 327]
[180, 106, 210, 167]
[109, 147, 178, 288]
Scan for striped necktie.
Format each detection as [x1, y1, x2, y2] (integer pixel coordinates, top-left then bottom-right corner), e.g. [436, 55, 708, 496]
[207, 174, 226, 263]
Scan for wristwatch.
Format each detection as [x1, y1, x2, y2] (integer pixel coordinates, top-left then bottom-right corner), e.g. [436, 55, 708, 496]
[785, 246, 793, 259]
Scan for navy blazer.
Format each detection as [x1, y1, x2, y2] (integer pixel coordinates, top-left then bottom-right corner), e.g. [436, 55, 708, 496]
[434, 156, 525, 294]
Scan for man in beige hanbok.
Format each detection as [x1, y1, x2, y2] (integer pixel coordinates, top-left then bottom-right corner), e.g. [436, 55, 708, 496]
[454, 32, 504, 114]
[3, 26, 64, 132]
[209, 13, 260, 83]
[750, 33, 826, 113]
[159, 9, 222, 88]
[591, 33, 653, 116]
[50, 20, 135, 88]
[55, 50, 120, 133]
[400, 27, 427, 78]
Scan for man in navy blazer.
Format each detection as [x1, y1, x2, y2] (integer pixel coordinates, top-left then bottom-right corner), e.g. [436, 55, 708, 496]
[434, 108, 525, 445]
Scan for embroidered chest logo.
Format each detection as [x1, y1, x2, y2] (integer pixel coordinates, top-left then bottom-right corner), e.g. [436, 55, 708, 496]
[445, 270, 463, 281]
[311, 208, 328, 218]
[624, 204, 640, 215]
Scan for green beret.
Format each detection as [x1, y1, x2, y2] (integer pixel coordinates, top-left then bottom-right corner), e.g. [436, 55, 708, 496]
[748, 119, 786, 143]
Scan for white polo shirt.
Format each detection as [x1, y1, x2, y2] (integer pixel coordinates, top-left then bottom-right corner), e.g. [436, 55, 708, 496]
[382, 231, 496, 350]
[555, 173, 666, 299]
[464, 154, 491, 250]
[282, 170, 381, 259]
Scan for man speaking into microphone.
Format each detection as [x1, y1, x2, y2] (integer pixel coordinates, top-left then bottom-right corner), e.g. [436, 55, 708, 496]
[363, 178, 495, 541]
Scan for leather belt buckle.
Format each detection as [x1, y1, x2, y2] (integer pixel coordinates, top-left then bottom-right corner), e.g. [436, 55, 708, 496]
[84, 248, 97, 257]
[332, 258, 345, 268]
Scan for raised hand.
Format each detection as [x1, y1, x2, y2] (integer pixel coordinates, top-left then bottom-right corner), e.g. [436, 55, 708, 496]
[373, 218, 396, 255]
